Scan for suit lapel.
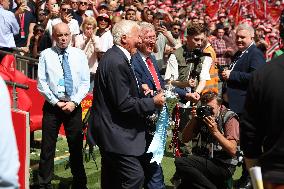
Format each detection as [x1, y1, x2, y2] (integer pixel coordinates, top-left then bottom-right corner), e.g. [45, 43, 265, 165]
[113, 46, 139, 92]
[136, 53, 156, 87]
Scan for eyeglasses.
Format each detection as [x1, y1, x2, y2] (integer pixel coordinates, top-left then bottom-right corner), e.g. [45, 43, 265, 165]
[79, 2, 88, 6]
[98, 18, 109, 22]
[35, 29, 45, 33]
[71, 1, 78, 4]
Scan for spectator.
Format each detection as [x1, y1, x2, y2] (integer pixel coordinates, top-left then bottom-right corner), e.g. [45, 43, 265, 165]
[111, 14, 122, 27]
[125, 5, 137, 21]
[153, 12, 176, 72]
[74, 16, 100, 91]
[12, 0, 36, 53]
[37, 22, 89, 189]
[42, 0, 60, 28]
[70, 0, 78, 12]
[73, 0, 89, 27]
[29, 24, 52, 58]
[0, 76, 20, 189]
[211, 25, 229, 67]
[36, 8, 47, 24]
[0, 0, 19, 54]
[97, 2, 108, 15]
[96, 13, 113, 54]
[216, 13, 226, 29]
[46, 1, 80, 45]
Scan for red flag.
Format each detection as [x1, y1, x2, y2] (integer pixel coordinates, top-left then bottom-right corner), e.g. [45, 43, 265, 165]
[205, 3, 219, 17]
[228, 1, 239, 16]
[267, 5, 282, 23]
[224, 0, 232, 8]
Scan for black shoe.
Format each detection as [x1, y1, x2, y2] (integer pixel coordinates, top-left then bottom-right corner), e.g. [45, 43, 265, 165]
[234, 176, 252, 189]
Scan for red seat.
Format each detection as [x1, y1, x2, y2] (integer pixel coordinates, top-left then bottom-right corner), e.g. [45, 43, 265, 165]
[25, 79, 44, 132]
[1, 54, 44, 132]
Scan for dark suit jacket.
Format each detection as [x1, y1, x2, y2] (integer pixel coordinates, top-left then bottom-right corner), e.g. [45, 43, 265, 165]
[227, 44, 265, 114]
[90, 45, 156, 156]
[132, 52, 165, 94]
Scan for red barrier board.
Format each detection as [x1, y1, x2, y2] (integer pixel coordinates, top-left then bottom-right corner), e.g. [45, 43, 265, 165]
[11, 110, 30, 189]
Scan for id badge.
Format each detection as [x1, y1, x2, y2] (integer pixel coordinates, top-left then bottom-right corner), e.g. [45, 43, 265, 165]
[20, 31, 25, 39]
[58, 79, 65, 94]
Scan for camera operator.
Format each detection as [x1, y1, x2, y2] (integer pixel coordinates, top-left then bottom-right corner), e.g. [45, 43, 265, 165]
[174, 91, 240, 189]
[168, 23, 213, 136]
[170, 23, 212, 104]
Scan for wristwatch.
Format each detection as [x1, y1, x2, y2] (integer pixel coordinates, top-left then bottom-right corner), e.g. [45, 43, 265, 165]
[72, 101, 79, 108]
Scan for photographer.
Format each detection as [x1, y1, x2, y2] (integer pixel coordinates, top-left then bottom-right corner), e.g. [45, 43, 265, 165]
[174, 91, 240, 189]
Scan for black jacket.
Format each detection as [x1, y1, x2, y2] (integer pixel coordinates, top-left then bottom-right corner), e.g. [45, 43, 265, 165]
[227, 44, 265, 114]
[241, 54, 284, 182]
[89, 45, 155, 156]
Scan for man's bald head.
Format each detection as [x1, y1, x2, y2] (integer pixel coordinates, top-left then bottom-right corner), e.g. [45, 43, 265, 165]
[52, 22, 71, 49]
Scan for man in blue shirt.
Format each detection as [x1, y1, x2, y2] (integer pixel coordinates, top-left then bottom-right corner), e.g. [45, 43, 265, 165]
[37, 22, 90, 189]
[0, 0, 19, 60]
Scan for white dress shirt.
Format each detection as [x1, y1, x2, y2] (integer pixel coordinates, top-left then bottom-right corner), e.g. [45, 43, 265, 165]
[0, 76, 19, 189]
[37, 46, 90, 105]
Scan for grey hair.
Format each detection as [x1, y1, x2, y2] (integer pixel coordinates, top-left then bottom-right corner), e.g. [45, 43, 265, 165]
[139, 22, 155, 32]
[236, 23, 255, 37]
[112, 20, 140, 46]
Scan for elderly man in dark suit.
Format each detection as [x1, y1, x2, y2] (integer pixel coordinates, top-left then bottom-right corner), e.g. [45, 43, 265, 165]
[89, 20, 165, 189]
[132, 22, 166, 189]
[221, 23, 265, 188]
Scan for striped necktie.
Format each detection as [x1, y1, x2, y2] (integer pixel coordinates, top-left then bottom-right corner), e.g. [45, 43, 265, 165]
[61, 50, 73, 96]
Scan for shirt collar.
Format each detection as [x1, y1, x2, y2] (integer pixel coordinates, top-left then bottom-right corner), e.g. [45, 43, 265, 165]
[116, 45, 131, 62]
[54, 45, 70, 54]
[241, 42, 254, 54]
[137, 50, 149, 62]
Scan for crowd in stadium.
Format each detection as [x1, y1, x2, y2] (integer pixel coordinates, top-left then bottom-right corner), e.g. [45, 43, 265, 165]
[1, 0, 284, 188]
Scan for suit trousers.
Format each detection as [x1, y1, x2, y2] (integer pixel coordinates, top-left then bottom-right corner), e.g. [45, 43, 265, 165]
[100, 150, 144, 189]
[141, 152, 165, 189]
[175, 155, 232, 189]
[38, 101, 87, 188]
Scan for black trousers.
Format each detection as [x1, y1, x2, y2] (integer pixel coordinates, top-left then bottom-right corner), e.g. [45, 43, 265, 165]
[38, 101, 87, 188]
[175, 155, 232, 189]
[100, 150, 145, 189]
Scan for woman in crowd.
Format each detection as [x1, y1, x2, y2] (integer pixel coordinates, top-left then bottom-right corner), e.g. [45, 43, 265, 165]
[74, 16, 100, 91]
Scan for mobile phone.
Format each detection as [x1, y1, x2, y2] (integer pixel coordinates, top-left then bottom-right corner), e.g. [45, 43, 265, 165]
[160, 20, 164, 27]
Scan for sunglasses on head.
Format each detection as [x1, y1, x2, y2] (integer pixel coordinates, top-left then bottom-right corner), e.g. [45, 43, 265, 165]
[79, 2, 88, 6]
